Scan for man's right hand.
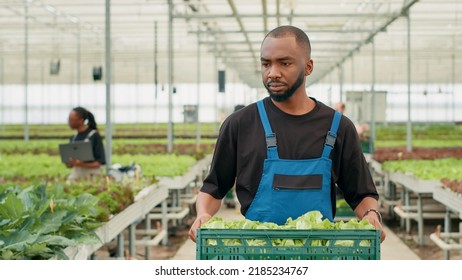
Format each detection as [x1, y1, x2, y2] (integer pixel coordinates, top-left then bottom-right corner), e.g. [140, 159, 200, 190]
[189, 214, 212, 242]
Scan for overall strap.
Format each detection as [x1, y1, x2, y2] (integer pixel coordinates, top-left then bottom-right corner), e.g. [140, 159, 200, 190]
[321, 111, 342, 158]
[256, 100, 279, 159]
[85, 129, 97, 142]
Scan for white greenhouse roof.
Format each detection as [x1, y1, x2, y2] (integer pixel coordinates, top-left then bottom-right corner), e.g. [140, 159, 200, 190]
[0, 0, 461, 87]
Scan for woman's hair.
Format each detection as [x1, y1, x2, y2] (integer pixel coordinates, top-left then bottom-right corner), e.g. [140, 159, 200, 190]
[72, 107, 97, 130]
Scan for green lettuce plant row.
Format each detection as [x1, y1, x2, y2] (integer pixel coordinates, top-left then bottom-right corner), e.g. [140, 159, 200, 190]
[382, 158, 462, 181]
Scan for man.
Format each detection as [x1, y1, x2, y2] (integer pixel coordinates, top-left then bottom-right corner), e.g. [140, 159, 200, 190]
[189, 26, 385, 242]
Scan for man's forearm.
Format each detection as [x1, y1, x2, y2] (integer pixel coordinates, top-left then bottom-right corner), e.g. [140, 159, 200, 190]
[354, 196, 379, 219]
[196, 191, 222, 217]
[355, 196, 386, 242]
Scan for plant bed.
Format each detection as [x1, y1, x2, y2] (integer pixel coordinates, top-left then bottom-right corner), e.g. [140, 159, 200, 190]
[0, 139, 216, 157]
[382, 158, 462, 182]
[441, 179, 462, 195]
[0, 153, 197, 185]
[61, 184, 169, 260]
[373, 147, 462, 163]
[433, 185, 462, 220]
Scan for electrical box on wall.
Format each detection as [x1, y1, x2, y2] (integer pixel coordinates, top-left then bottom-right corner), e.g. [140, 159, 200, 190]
[93, 66, 102, 81]
[50, 59, 60, 75]
[183, 105, 198, 123]
[218, 70, 225, 93]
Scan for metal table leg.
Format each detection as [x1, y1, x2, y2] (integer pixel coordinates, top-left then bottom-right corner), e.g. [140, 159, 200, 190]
[417, 193, 424, 246]
[129, 223, 136, 259]
[405, 189, 411, 233]
[400, 188, 406, 229]
[144, 213, 151, 259]
[173, 189, 180, 227]
[117, 233, 124, 258]
[389, 179, 396, 218]
[162, 199, 168, 246]
[443, 208, 451, 259]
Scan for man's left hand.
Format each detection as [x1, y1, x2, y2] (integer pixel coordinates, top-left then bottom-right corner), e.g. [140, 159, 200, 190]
[362, 213, 386, 243]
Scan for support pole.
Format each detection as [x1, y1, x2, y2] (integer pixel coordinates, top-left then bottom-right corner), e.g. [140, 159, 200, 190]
[154, 21, 158, 123]
[24, 0, 29, 142]
[135, 63, 140, 126]
[370, 38, 376, 154]
[77, 24, 81, 105]
[214, 56, 218, 132]
[105, 0, 112, 169]
[0, 55, 4, 132]
[338, 64, 343, 103]
[221, 66, 226, 121]
[41, 61, 45, 125]
[328, 71, 332, 106]
[167, 0, 174, 153]
[451, 36, 455, 124]
[351, 55, 354, 87]
[196, 23, 201, 150]
[276, 0, 281, 26]
[406, 10, 412, 152]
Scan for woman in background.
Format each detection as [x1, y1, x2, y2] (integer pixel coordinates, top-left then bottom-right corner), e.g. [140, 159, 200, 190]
[66, 107, 106, 180]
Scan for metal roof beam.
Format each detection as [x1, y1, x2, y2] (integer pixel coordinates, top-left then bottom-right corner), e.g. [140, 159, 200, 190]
[307, 0, 420, 86]
[214, 48, 352, 53]
[276, 0, 280, 26]
[262, 0, 268, 34]
[189, 29, 373, 34]
[226, 0, 258, 70]
[173, 13, 392, 19]
[199, 40, 360, 45]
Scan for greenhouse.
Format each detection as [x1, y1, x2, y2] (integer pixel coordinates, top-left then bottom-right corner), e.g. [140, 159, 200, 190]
[0, 0, 461, 262]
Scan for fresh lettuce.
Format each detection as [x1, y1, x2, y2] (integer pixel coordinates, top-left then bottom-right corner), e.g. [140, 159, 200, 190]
[201, 210, 376, 247]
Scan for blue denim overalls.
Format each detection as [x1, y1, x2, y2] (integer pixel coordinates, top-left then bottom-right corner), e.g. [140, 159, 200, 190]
[245, 100, 342, 225]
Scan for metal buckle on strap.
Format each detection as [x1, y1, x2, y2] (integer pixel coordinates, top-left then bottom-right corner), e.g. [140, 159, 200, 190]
[325, 131, 337, 147]
[266, 133, 277, 148]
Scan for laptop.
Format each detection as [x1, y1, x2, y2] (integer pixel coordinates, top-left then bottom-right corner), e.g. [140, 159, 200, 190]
[59, 141, 95, 163]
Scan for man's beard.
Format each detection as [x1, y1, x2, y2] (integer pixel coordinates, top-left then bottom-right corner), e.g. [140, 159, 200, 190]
[264, 71, 305, 103]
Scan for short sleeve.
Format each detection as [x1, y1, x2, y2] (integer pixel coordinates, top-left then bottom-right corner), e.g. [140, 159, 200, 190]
[200, 116, 238, 199]
[90, 132, 106, 165]
[336, 118, 378, 210]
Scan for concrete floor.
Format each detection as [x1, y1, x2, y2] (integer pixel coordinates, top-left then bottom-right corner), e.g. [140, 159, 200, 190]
[172, 206, 420, 260]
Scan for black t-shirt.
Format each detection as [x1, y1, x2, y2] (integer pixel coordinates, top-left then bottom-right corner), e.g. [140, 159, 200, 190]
[69, 128, 106, 165]
[201, 97, 378, 216]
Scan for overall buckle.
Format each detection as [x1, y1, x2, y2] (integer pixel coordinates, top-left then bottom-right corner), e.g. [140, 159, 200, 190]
[325, 131, 337, 147]
[266, 133, 277, 148]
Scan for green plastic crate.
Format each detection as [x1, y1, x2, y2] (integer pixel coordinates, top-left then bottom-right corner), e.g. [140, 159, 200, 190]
[196, 229, 380, 260]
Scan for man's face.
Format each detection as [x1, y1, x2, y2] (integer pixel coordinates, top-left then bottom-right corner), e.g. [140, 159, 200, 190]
[260, 36, 313, 102]
[68, 110, 82, 129]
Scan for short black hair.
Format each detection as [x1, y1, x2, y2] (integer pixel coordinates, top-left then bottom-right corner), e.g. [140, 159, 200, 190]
[263, 25, 311, 57]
